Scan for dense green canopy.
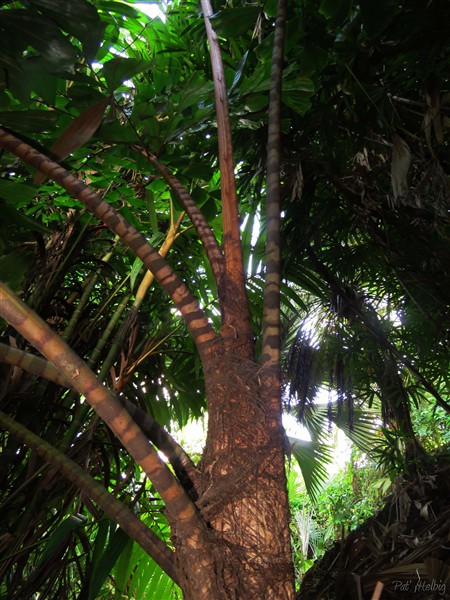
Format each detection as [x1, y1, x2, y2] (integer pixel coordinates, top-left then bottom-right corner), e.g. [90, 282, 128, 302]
[1, 0, 450, 597]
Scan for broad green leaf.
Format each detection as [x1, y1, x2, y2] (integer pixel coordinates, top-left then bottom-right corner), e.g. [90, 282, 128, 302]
[177, 72, 214, 114]
[281, 77, 314, 115]
[1, 11, 77, 73]
[210, 7, 261, 37]
[283, 78, 315, 94]
[88, 525, 129, 600]
[27, 0, 103, 62]
[130, 257, 144, 291]
[298, 47, 329, 76]
[96, 121, 140, 142]
[289, 438, 332, 503]
[129, 543, 179, 599]
[285, 17, 305, 53]
[263, 0, 278, 18]
[118, 205, 141, 229]
[0, 180, 37, 204]
[239, 60, 271, 95]
[90, 518, 110, 574]
[101, 57, 154, 91]
[230, 50, 250, 94]
[146, 189, 160, 233]
[113, 537, 134, 596]
[280, 283, 307, 313]
[1, 201, 50, 234]
[0, 250, 34, 290]
[323, 405, 380, 455]
[27, 0, 99, 32]
[36, 514, 87, 569]
[0, 110, 58, 132]
[319, 0, 354, 23]
[243, 95, 268, 112]
[240, 62, 305, 96]
[282, 91, 312, 115]
[96, 0, 143, 19]
[21, 58, 59, 105]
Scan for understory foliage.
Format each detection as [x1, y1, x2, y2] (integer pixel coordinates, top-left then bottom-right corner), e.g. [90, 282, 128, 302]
[0, 0, 449, 597]
[290, 400, 450, 587]
[281, 0, 450, 470]
[290, 456, 386, 583]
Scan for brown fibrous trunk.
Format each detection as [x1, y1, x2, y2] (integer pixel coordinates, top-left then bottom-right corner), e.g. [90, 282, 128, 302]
[171, 351, 295, 599]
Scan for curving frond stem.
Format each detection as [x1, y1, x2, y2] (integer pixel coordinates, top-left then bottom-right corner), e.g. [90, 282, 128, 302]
[0, 342, 69, 387]
[0, 283, 203, 540]
[0, 342, 201, 493]
[200, 0, 243, 279]
[132, 145, 225, 284]
[0, 410, 178, 583]
[0, 128, 220, 361]
[120, 397, 201, 497]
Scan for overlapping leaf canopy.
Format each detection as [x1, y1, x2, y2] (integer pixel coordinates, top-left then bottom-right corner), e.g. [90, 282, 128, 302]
[1, 0, 450, 597]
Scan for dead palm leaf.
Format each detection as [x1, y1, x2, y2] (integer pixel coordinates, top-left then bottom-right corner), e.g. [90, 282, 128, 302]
[391, 134, 411, 201]
[34, 96, 111, 185]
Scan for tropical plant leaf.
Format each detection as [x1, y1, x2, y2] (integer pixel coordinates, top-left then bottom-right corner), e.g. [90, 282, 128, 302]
[0, 180, 37, 204]
[210, 7, 261, 37]
[36, 514, 87, 569]
[27, 0, 104, 62]
[88, 524, 130, 600]
[34, 96, 111, 184]
[102, 57, 154, 91]
[0, 250, 35, 290]
[130, 256, 144, 290]
[316, 404, 381, 455]
[1, 201, 50, 233]
[0, 110, 59, 131]
[1, 11, 77, 72]
[289, 437, 332, 503]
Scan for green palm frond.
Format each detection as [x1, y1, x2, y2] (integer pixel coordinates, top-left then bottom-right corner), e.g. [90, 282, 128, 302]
[288, 436, 332, 503]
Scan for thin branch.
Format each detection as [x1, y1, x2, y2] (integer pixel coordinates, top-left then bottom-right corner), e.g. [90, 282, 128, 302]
[0, 283, 203, 539]
[62, 237, 119, 343]
[0, 128, 220, 361]
[132, 145, 224, 284]
[0, 410, 178, 583]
